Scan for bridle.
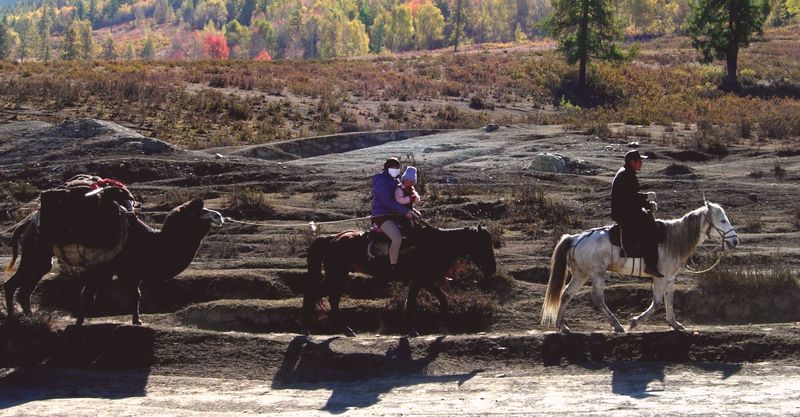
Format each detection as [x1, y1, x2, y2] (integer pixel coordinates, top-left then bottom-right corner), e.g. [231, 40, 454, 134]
[685, 206, 737, 275]
[703, 206, 738, 249]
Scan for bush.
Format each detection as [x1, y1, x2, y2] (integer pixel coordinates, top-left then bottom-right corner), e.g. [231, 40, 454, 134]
[0, 181, 39, 202]
[226, 188, 276, 219]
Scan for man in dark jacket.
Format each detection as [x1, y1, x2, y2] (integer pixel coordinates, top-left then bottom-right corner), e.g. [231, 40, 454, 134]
[611, 150, 663, 277]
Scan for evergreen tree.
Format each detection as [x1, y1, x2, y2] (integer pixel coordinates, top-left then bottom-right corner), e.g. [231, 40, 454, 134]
[61, 22, 81, 60]
[224, 18, 250, 57]
[80, 20, 93, 60]
[0, 21, 18, 60]
[40, 11, 52, 62]
[14, 16, 39, 61]
[451, 0, 465, 51]
[124, 42, 135, 60]
[688, 0, 770, 89]
[140, 34, 156, 60]
[547, 0, 628, 90]
[237, 0, 256, 25]
[101, 36, 117, 60]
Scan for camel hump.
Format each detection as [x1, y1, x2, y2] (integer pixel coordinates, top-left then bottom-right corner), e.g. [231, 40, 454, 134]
[39, 174, 133, 268]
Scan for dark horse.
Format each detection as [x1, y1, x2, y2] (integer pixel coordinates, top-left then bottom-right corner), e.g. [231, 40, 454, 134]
[302, 224, 496, 337]
[4, 199, 223, 325]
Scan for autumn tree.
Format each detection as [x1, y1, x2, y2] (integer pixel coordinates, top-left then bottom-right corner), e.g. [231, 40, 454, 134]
[224, 19, 250, 58]
[547, 0, 627, 90]
[415, 2, 445, 49]
[385, 3, 414, 51]
[249, 18, 275, 58]
[203, 32, 229, 58]
[688, 0, 769, 89]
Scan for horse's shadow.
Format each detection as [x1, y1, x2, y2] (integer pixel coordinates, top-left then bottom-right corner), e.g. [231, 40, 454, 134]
[609, 361, 743, 399]
[271, 335, 481, 414]
[0, 323, 153, 410]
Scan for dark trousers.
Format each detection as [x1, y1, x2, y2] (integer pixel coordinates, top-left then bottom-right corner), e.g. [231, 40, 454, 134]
[618, 210, 659, 268]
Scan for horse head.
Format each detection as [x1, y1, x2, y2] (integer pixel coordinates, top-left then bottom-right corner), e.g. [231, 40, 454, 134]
[161, 198, 224, 237]
[704, 201, 739, 250]
[466, 225, 497, 277]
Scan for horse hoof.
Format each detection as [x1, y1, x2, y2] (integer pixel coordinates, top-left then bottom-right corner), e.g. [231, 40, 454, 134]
[670, 323, 686, 332]
[344, 327, 356, 337]
[132, 320, 143, 326]
[614, 326, 626, 333]
[407, 329, 420, 338]
[629, 320, 638, 331]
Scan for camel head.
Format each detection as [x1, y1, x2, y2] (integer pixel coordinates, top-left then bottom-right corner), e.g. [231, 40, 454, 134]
[161, 198, 224, 238]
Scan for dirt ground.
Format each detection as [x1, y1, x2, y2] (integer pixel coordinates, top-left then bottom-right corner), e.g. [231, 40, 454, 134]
[1, 119, 799, 415]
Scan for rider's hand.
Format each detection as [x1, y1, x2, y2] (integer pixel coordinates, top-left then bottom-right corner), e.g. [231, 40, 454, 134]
[405, 210, 415, 220]
[647, 192, 657, 202]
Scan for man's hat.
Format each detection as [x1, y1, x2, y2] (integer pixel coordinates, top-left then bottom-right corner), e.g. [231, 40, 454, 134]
[624, 150, 648, 162]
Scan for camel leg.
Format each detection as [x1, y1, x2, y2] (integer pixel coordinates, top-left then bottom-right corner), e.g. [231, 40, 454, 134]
[664, 276, 685, 331]
[3, 273, 22, 318]
[129, 280, 143, 326]
[426, 284, 449, 333]
[76, 282, 100, 326]
[405, 282, 422, 338]
[590, 272, 625, 333]
[630, 277, 666, 330]
[76, 266, 113, 326]
[555, 270, 590, 334]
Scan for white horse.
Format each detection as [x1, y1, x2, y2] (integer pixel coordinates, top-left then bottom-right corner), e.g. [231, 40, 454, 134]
[541, 202, 739, 333]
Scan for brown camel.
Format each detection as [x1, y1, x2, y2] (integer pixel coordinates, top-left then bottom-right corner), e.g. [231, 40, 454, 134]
[3, 198, 223, 325]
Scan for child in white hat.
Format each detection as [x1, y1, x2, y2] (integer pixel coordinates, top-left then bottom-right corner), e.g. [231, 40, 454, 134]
[395, 166, 420, 210]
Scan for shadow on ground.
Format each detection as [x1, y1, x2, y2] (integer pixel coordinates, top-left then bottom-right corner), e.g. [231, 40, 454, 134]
[271, 335, 481, 414]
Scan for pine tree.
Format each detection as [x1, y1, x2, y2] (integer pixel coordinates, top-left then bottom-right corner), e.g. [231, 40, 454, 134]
[688, 0, 770, 89]
[62, 23, 81, 61]
[140, 34, 156, 60]
[15, 16, 39, 62]
[101, 36, 117, 60]
[80, 21, 94, 60]
[547, 0, 628, 90]
[39, 0, 53, 62]
[124, 42, 135, 60]
[0, 21, 18, 60]
[451, 0, 464, 52]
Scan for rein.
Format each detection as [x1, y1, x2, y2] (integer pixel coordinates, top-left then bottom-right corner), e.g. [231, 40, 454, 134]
[683, 207, 736, 275]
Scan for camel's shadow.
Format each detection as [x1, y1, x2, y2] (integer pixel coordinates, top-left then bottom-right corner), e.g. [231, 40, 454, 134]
[271, 335, 481, 414]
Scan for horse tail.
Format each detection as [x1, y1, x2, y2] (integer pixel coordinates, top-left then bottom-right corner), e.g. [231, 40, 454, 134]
[6, 219, 29, 275]
[541, 234, 573, 327]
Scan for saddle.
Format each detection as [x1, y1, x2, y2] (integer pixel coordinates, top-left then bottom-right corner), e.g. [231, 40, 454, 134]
[366, 223, 415, 260]
[608, 221, 666, 258]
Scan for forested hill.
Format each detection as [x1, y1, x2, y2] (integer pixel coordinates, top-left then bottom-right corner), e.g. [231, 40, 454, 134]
[0, 0, 797, 62]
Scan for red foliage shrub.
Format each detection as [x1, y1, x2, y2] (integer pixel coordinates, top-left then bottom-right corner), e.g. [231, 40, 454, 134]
[254, 50, 272, 62]
[202, 34, 229, 60]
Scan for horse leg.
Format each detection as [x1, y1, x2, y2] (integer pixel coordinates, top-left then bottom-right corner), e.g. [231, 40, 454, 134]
[555, 270, 590, 334]
[664, 276, 685, 331]
[4, 254, 52, 318]
[329, 290, 355, 337]
[405, 282, 422, 338]
[590, 273, 625, 333]
[426, 284, 449, 334]
[629, 277, 666, 331]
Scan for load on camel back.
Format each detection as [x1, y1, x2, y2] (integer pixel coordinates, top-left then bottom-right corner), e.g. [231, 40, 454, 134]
[24, 174, 137, 270]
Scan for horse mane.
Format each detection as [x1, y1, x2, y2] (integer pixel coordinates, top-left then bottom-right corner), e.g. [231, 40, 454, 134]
[661, 205, 706, 262]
